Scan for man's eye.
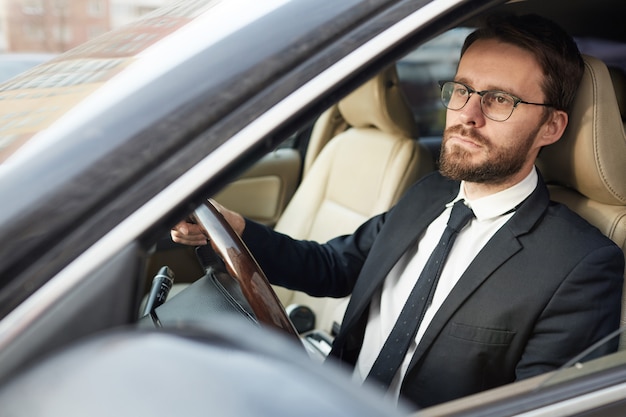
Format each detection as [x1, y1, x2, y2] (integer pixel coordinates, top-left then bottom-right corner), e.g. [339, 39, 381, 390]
[487, 92, 514, 105]
[455, 87, 469, 96]
[495, 95, 508, 104]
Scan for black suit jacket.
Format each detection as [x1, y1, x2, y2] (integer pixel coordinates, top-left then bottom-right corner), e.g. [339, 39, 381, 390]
[243, 171, 624, 408]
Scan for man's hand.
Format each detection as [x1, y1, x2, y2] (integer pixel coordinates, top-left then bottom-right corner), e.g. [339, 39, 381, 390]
[170, 199, 246, 246]
[171, 221, 209, 246]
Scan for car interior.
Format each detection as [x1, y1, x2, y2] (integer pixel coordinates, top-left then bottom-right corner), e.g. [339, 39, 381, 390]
[268, 64, 435, 338]
[143, 29, 626, 364]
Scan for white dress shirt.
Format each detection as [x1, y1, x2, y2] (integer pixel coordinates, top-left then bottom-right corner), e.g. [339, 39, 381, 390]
[353, 168, 539, 399]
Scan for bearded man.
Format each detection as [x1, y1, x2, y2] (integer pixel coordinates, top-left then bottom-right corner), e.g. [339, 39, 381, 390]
[172, 14, 624, 409]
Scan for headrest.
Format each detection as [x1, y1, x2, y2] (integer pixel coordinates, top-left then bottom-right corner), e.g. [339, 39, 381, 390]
[538, 55, 626, 205]
[338, 66, 418, 138]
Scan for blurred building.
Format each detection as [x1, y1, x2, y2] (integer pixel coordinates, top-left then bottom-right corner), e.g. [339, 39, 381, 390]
[109, 0, 167, 29]
[0, 0, 170, 53]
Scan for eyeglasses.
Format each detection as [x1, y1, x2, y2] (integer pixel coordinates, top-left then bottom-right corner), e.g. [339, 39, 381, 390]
[439, 81, 553, 122]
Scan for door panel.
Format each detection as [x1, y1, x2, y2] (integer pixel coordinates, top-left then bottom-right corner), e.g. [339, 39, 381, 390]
[213, 148, 302, 227]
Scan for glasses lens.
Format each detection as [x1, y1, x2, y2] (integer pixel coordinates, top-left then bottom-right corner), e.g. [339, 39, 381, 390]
[441, 82, 469, 110]
[481, 92, 516, 121]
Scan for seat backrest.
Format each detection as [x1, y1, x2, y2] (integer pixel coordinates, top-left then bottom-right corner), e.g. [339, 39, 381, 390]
[302, 104, 347, 177]
[537, 55, 626, 346]
[273, 65, 435, 333]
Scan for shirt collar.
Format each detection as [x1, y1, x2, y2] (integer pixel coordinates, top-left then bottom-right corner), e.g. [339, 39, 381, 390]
[447, 167, 538, 221]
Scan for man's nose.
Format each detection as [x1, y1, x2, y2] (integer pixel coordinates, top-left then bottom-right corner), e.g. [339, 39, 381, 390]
[458, 94, 486, 126]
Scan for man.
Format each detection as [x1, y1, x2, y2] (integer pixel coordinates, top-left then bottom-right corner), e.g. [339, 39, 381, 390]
[172, 14, 624, 408]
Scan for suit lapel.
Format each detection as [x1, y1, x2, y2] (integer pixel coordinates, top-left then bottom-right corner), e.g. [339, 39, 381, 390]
[339, 174, 459, 338]
[404, 176, 551, 374]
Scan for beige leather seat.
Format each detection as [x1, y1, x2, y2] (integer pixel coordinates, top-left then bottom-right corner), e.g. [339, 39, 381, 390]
[302, 104, 347, 177]
[537, 55, 626, 346]
[273, 65, 435, 334]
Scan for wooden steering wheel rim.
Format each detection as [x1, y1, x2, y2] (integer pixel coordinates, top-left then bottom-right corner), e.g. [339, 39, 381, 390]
[192, 201, 299, 339]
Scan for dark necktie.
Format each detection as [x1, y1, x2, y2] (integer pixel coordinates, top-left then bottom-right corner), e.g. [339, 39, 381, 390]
[364, 199, 474, 390]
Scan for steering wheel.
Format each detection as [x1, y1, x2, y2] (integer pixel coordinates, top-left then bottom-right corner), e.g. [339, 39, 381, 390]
[192, 200, 300, 340]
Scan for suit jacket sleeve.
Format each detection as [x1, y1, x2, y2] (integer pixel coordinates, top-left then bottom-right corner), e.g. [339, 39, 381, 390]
[241, 212, 388, 298]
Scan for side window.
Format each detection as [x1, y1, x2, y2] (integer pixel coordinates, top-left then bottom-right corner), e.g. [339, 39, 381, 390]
[396, 28, 473, 138]
[576, 38, 626, 74]
[284, 28, 475, 158]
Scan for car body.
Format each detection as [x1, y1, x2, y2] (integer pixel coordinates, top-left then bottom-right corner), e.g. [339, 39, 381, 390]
[0, 0, 624, 415]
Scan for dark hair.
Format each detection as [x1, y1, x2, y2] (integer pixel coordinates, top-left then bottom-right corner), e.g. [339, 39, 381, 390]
[461, 14, 584, 114]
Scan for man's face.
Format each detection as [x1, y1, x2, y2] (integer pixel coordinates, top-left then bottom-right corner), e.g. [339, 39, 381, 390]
[440, 39, 550, 185]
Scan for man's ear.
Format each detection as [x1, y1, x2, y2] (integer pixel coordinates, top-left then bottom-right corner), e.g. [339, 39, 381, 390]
[539, 110, 568, 146]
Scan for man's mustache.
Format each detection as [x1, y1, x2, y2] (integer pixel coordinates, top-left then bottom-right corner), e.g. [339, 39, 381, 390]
[444, 125, 489, 146]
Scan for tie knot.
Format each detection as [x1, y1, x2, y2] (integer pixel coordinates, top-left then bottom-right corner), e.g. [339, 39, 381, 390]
[448, 200, 474, 232]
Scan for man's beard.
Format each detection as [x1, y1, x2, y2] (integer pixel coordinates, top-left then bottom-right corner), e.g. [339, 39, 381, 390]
[438, 125, 538, 185]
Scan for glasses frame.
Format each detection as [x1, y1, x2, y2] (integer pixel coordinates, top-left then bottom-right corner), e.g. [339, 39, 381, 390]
[438, 80, 553, 122]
